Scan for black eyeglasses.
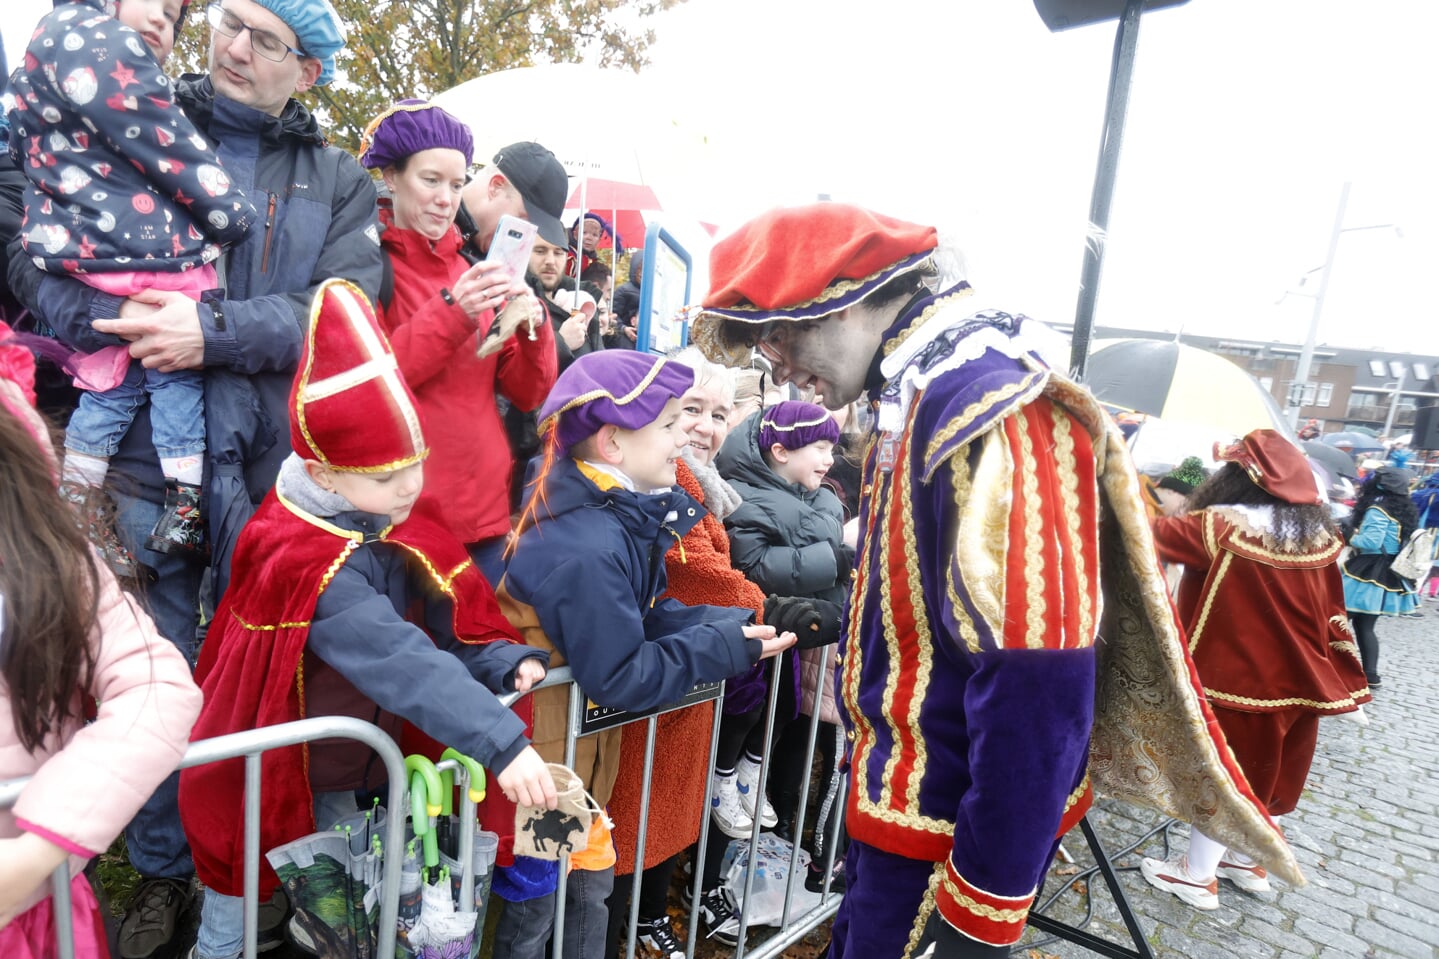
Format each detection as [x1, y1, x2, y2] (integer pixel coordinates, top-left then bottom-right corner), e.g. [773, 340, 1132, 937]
[206, 4, 307, 63]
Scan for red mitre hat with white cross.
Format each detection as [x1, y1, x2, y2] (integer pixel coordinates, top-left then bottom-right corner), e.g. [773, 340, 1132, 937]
[289, 279, 428, 472]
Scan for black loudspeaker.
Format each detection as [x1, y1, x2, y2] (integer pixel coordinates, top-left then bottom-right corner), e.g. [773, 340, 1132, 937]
[1032, 0, 1189, 31]
[1412, 406, 1439, 451]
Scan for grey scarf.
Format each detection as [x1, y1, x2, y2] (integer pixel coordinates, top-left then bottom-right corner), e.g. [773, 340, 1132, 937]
[277, 453, 355, 519]
[682, 448, 742, 522]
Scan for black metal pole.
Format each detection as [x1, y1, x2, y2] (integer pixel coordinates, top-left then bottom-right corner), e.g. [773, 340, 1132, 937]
[1069, 0, 1145, 380]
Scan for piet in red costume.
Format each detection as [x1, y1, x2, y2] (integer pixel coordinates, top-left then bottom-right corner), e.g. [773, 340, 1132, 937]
[1141, 429, 1369, 910]
[179, 279, 540, 899]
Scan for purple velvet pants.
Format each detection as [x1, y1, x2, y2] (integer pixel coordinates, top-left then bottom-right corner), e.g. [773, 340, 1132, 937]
[827, 840, 931, 959]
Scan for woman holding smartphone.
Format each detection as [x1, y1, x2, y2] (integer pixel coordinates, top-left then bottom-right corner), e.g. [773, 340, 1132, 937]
[359, 101, 555, 585]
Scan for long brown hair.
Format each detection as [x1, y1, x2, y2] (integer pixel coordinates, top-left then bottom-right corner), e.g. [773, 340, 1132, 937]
[0, 408, 100, 752]
[1187, 462, 1335, 551]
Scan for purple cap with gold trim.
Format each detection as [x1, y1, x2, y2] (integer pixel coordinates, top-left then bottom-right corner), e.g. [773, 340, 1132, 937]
[758, 401, 839, 452]
[359, 100, 474, 170]
[537, 351, 694, 453]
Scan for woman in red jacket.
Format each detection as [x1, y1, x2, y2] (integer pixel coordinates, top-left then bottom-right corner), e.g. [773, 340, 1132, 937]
[358, 101, 555, 584]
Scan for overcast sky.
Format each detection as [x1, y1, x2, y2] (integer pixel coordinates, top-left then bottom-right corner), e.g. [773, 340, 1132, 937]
[7, 0, 1435, 354]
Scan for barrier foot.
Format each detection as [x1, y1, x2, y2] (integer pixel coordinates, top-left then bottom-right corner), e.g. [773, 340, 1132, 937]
[1023, 815, 1155, 959]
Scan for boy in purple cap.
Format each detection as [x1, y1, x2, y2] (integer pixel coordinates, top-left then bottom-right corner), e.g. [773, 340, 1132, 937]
[709, 401, 847, 839]
[492, 350, 796, 959]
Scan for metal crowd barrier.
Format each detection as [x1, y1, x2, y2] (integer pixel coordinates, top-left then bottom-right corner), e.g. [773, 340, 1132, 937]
[501, 648, 847, 959]
[2, 657, 845, 959]
[0, 716, 410, 959]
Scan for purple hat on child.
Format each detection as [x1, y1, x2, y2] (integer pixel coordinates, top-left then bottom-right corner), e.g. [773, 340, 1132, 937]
[358, 100, 474, 170]
[538, 352, 694, 453]
[758, 401, 839, 452]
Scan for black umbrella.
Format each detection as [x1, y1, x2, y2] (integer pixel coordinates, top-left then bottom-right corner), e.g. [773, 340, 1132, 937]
[1085, 339, 1294, 438]
[1302, 440, 1358, 481]
[1321, 431, 1385, 455]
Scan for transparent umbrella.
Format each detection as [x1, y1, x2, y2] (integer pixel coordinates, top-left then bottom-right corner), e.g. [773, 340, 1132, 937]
[431, 64, 707, 189]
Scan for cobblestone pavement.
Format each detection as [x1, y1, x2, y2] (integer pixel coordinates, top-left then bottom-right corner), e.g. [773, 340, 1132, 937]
[1018, 607, 1439, 959]
[138, 612, 1439, 959]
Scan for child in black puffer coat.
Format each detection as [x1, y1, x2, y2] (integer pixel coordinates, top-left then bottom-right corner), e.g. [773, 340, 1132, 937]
[715, 401, 850, 870]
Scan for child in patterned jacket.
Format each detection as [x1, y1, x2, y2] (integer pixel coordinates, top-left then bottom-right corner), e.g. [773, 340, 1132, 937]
[7, 0, 258, 576]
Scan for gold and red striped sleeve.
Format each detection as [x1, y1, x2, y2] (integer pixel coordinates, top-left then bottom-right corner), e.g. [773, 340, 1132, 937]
[997, 399, 1100, 651]
[934, 858, 1036, 946]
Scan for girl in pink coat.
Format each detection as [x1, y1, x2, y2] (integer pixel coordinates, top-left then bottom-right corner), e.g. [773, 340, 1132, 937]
[0, 328, 203, 959]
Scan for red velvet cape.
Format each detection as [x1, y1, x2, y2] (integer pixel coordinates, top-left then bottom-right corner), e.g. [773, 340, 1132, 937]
[178, 491, 525, 898]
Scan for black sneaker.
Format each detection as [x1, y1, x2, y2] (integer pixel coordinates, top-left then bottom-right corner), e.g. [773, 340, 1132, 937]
[804, 858, 846, 895]
[118, 877, 193, 959]
[681, 886, 740, 947]
[145, 479, 209, 560]
[256, 888, 290, 952]
[636, 914, 684, 959]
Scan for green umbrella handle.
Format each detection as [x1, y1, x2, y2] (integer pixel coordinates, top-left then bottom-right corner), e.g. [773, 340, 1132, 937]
[408, 770, 440, 869]
[440, 748, 487, 804]
[404, 755, 443, 817]
[406, 755, 444, 870]
[438, 768, 455, 818]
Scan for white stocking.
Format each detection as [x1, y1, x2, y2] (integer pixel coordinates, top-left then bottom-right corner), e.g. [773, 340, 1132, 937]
[1185, 826, 1226, 881]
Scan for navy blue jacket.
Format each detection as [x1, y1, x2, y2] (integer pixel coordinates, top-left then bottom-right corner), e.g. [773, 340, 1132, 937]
[303, 507, 545, 791]
[14, 76, 382, 598]
[504, 456, 758, 712]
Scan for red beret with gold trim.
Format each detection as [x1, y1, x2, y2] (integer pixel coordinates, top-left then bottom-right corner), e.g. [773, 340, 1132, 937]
[1214, 429, 1322, 505]
[289, 279, 427, 473]
[692, 204, 938, 363]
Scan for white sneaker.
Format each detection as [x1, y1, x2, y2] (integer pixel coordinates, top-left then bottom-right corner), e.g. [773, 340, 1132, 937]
[710, 772, 754, 839]
[734, 757, 778, 828]
[1338, 704, 1370, 726]
[1140, 855, 1219, 910]
[1216, 858, 1272, 893]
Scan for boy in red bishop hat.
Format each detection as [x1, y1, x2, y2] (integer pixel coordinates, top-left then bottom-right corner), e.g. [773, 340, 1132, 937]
[178, 279, 557, 959]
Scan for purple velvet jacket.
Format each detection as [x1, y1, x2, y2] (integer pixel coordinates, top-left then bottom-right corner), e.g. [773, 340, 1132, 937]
[840, 292, 1100, 948]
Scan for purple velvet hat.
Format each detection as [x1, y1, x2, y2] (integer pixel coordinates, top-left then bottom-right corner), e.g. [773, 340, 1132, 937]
[358, 100, 474, 170]
[758, 401, 839, 452]
[537, 352, 695, 453]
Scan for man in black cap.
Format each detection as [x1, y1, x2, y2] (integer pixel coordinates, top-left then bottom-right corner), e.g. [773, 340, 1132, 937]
[453, 141, 573, 512]
[457, 140, 569, 259]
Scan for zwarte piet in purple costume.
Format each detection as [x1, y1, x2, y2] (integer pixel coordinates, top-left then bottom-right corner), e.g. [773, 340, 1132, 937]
[693, 204, 1303, 958]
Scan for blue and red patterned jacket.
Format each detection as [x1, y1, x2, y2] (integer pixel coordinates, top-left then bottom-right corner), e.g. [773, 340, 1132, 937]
[6, 0, 257, 275]
[842, 287, 1101, 948]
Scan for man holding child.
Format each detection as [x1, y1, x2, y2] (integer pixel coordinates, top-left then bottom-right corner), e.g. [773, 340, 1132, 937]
[7, 0, 380, 952]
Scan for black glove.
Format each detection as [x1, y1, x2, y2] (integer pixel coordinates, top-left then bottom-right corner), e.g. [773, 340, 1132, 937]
[795, 597, 843, 649]
[764, 595, 819, 639]
[832, 543, 854, 583]
[912, 909, 1010, 958]
[764, 596, 843, 649]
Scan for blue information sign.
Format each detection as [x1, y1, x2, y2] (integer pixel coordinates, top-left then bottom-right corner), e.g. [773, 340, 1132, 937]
[634, 223, 692, 355]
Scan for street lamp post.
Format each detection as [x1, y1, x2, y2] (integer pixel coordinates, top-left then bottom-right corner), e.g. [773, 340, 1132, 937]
[1382, 368, 1408, 442]
[1288, 182, 1349, 429]
[1282, 182, 1403, 428]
